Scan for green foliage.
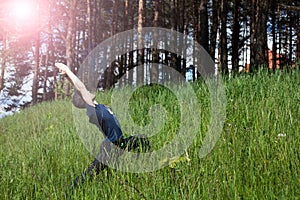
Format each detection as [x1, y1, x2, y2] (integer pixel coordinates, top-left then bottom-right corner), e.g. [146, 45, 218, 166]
[1, 70, 300, 199]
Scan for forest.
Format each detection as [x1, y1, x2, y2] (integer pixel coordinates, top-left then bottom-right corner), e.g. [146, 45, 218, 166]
[0, 0, 300, 113]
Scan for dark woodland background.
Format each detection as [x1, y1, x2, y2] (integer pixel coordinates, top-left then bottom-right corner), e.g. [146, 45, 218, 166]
[0, 0, 300, 112]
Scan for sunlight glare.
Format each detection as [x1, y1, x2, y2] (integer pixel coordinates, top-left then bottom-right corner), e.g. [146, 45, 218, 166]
[11, 1, 35, 22]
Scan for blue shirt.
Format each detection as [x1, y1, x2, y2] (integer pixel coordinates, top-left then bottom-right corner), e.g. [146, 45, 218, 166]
[86, 104, 123, 142]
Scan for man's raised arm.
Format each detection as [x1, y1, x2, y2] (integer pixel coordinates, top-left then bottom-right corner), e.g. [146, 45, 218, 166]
[55, 63, 95, 107]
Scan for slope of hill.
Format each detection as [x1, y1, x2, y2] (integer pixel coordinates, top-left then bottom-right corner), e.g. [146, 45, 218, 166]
[1, 70, 300, 199]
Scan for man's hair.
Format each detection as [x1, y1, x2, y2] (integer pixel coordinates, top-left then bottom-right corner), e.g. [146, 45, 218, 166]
[72, 90, 86, 108]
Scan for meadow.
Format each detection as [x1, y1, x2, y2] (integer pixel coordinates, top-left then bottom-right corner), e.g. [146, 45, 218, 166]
[1, 69, 300, 199]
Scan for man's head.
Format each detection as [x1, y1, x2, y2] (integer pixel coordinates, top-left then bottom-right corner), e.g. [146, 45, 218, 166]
[72, 90, 86, 108]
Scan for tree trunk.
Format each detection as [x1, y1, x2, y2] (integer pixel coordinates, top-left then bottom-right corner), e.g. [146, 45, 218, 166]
[231, 0, 240, 74]
[127, 0, 134, 86]
[249, 0, 257, 71]
[95, 0, 104, 45]
[271, 1, 277, 70]
[66, 0, 77, 71]
[288, 11, 293, 66]
[42, 54, 48, 101]
[209, 0, 220, 61]
[32, 33, 40, 104]
[0, 32, 7, 91]
[199, 0, 209, 52]
[151, 0, 159, 83]
[256, 0, 269, 68]
[219, 0, 228, 74]
[297, 10, 300, 65]
[137, 0, 144, 85]
[65, 0, 77, 96]
[87, 0, 94, 51]
[250, 0, 268, 72]
[111, 0, 117, 37]
[43, 1, 55, 101]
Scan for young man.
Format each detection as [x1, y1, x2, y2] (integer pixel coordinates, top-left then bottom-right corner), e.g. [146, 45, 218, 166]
[54, 63, 150, 189]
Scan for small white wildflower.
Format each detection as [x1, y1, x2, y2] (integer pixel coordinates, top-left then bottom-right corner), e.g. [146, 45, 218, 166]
[277, 133, 286, 137]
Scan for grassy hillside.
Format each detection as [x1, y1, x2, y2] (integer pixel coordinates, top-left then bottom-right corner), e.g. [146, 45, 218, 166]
[1, 70, 300, 199]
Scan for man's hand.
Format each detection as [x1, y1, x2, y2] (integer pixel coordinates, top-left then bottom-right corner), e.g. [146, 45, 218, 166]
[55, 63, 69, 75]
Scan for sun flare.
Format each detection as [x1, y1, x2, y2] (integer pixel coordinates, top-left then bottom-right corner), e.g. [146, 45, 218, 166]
[12, 2, 34, 21]
[0, 0, 46, 34]
[9, 1, 35, 23]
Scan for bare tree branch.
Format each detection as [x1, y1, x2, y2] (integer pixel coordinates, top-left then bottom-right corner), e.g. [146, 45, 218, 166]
[280, 4, 300, 11]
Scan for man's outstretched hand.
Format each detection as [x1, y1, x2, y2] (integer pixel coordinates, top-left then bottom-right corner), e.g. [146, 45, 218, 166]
[55, 63, 69, 75]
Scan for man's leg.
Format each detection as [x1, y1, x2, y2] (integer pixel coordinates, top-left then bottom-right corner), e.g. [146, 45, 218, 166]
[69, 141, 111, 190]
[68, 137, 150, 191]
[70, 158, 107, 189]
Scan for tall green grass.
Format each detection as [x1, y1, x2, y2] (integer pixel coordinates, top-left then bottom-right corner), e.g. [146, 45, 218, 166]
[1, 70, 299, 199]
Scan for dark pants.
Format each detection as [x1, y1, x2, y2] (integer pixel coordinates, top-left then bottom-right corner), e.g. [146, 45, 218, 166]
[68, 135, 150, 190]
